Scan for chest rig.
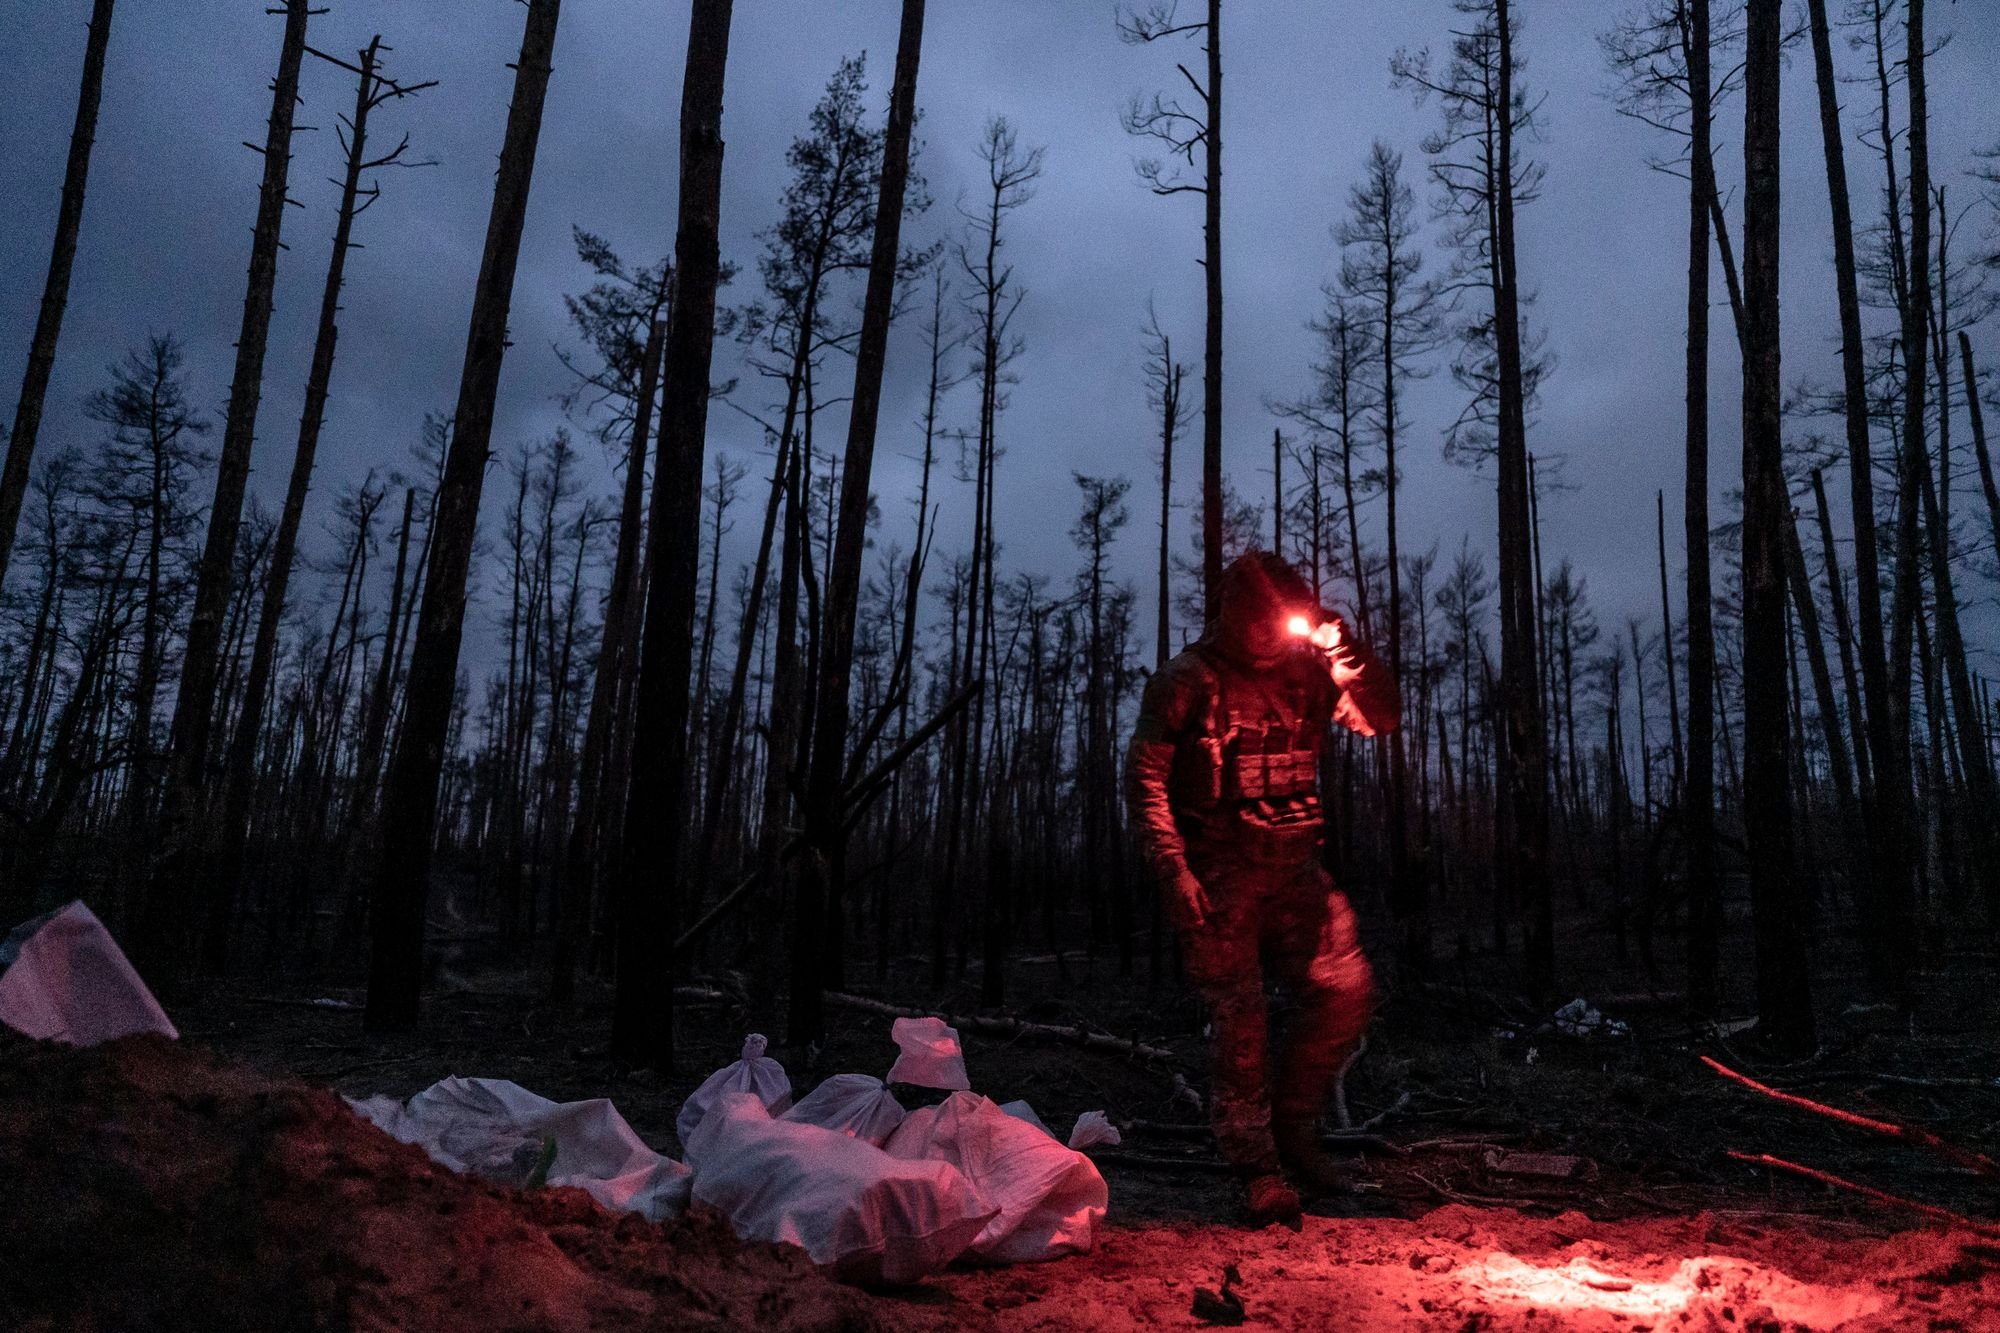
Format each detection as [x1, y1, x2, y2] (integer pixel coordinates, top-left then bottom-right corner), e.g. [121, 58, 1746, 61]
[1177, 649, 1328, 835]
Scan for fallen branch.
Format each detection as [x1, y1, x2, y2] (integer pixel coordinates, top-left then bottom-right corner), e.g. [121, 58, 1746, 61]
[1725, 1151, 1998, 1233]
[1122, 1118, 1407, 1157]
[676, 683, 982, 956]
[1088, 1150, 1236, 1175]
[1702, 1055, 2000, 1177]
[1354, 1090, 1411, 1132]
[824, 991, 1178, 1062]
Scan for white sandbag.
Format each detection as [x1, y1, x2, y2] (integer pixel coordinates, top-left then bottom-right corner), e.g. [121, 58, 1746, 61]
[347, 1075, 692, 1221]
[886, 1091, 1107, 1263]
[885, 1015, 970, 1090]
[0, 901, 176, 1046]
[685, 1091, 995, 1284]
[1067, 1110, 1122, 1151]
[997, 1099, 1051, 1136]
[676, 1032, 791, 1149]
[782, 1073, 906, 1146]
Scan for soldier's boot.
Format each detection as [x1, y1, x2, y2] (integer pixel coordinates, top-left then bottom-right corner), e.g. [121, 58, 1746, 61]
[1244, 1173, 1303, 1230]
[1274, 1120, 1349, 1199]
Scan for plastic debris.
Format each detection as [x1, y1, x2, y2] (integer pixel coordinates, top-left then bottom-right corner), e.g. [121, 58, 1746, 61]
[886, 1015, 971, 1090]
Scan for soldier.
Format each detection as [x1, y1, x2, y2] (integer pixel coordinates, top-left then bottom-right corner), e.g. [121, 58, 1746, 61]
[1126, 551, 1400, 1227]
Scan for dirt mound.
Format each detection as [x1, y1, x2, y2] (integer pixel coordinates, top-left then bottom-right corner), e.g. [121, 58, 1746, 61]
[0, 1030, 966, 1332]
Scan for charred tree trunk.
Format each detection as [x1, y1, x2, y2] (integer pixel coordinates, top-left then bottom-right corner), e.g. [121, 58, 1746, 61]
[1883, 0, 1931, 1002]
[1492, 0, 1550, 996]
[365, 0, 560, 1031]
[1201, 0, 1223, 617]
[1810, 0, 1905, 961]
[208, 37, 422, 973]
[1683, 0, 1722, 1015]
[609, 0, 733, 1068]
[1784, 503, 1855, 825]
[1741, 0, 1813, 1052]
[1656, 491, 1683, 801]
[554, 320, 662, 1004]
[1810, 468, 1871, 799]
[793, 0, 925, 1046]
[142, 0, 309, 974]
[1962, 332, 2000, 567]
[0, 0, 116, 592]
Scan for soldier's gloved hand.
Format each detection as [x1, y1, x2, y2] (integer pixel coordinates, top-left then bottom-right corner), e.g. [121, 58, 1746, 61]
[1166, 866, 1212, 932]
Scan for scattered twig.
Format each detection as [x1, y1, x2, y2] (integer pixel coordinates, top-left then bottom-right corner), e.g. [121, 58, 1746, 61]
[823, 991, 1178, 1062]
[1409, 1170, 1517, 1208]
[1780, 1070, 1997, 1091]
[1090, 1149, 1236, 1174]
[1725, 1151, 1999, 1233]
[1332, 1034, 1367, 1128]
[1354, 1090, 1411, 1132]
[1702, 1055, 2000, 1177]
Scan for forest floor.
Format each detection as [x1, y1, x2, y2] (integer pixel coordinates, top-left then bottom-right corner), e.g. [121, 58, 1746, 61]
[8, 896, 2000, 1329]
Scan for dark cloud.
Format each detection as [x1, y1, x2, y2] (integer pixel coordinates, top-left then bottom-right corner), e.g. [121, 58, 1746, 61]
[3, 0, 1996, 672]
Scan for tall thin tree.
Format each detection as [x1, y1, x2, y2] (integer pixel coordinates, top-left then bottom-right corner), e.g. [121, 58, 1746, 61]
[207, 37, 433, 973]
[365, 0, 562, 1031]
[1119, 0, 1223, 616]
[1740, 0, 1813, 1051]
[0, 0, 117, 594]
[609, 0, 735, 1067]
[793, 0, 926, 1046]
[142, 0, 310, 970]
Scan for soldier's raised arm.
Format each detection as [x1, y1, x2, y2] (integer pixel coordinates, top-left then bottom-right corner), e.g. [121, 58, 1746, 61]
[1303, 615, 1401, 738]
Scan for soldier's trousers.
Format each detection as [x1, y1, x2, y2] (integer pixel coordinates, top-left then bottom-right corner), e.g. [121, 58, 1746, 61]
[1179, 848, 1375, 1177]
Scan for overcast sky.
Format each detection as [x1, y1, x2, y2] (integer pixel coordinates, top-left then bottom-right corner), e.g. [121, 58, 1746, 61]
[3, 0, 1996, 683]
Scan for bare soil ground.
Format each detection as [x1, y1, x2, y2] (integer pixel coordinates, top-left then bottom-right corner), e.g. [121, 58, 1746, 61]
[7, 897, 2000, 1329]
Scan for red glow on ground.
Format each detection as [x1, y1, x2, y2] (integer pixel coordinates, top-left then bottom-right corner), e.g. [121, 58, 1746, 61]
[1450, 1251, 1883, 1326]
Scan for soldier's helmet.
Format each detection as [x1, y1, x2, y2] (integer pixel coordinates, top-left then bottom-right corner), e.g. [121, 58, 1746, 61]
[1219, 550, 1314, 616]
[1215, 551, 1316, 664]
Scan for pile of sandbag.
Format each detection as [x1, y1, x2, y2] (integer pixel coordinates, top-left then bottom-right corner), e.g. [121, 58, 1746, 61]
[678, 1016, 1114, 1281]
[0, 903, 1115, 1283]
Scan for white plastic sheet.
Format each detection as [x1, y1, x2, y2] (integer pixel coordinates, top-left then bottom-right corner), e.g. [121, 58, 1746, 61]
[0, 901, 176, 1046]
[344, 1072, 688, 1216]
[1067, 1110, 1122, 1151]
[782, 1072, 906, 1146]
[886, 1015, 970, 1090]
[685, 1091, 996, 1284]
[997, 1099, 1051, 1136]
[347, 1076, 693, 1222]
[675, 1032, 791, 1149]
[886, 1091, 1107, 1264]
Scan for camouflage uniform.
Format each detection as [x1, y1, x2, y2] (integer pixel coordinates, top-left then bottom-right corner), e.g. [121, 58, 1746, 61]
[1126, 557, 1399, 1179]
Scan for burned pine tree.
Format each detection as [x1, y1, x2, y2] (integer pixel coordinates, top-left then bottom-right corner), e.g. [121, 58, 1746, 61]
[692, 52, 911, 1023]
[1142, 301, 1190, 671]
[76, 337, 212, 835]
[610, 0, 735, 1068]
[366, 0, 563, 1033]
[792, 0, 926, 1045]
[142, 0, 311, 973]
[0, 0, 117, 595]
[1335, 140, 1441, 977]
[942, 115, 1042, 1000]
[1598, 0, 1737, 1013]
[1071, 473, 1133, 973]
[207, 36, 434, 974]
[1118, 0, 1223, 617]
[1394, 0, 1552, 992]
[1739, 0, 1814, 1050]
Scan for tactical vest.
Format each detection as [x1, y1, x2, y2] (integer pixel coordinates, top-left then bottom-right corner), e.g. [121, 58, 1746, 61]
[1171, 646, 1331, 859]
